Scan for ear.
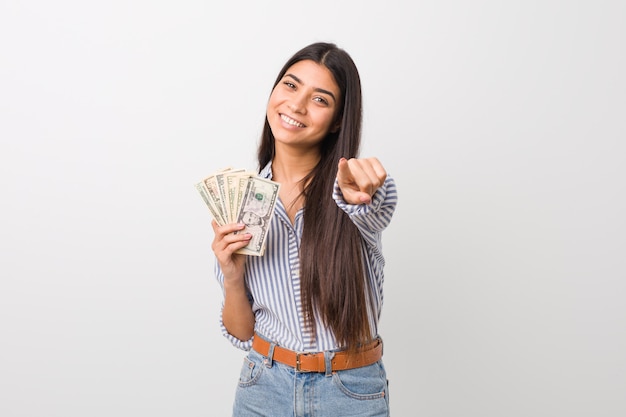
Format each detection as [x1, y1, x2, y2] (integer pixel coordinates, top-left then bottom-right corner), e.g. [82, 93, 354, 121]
[330, 121, 341, 133]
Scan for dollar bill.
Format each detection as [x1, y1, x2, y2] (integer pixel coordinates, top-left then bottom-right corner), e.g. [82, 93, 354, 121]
[215, 168, 245, 223]
[234, 176, 280, 256]
[196, 168, 280, 256]
[195, 181, 227, 226]
[225, 171, 254, 223]
[203, 174, 227, 225]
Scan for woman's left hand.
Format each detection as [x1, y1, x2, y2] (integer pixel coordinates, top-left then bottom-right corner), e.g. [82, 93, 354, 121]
[336, 157, 387, 205]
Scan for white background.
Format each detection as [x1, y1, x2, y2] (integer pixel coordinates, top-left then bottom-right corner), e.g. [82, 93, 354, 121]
[1, 1, 624, 416]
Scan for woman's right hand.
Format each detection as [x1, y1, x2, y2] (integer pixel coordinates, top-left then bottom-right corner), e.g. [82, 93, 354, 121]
[211, 220, 252, 284]
[211, 220, 256, 340]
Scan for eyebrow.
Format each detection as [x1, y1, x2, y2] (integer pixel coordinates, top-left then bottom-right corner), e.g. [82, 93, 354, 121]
[285, 73, 337, 103]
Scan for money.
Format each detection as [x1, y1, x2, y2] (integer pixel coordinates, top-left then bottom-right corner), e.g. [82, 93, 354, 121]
[196, 167, 280, 256]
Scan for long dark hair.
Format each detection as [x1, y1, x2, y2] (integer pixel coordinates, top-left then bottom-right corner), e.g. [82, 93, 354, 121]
[258, 42, 371, 350]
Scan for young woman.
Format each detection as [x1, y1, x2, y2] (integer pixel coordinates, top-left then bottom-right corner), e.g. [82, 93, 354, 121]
[211, 42, 398, 416]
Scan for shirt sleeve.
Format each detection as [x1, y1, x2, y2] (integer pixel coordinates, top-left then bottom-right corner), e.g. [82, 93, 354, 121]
[332, 175, 398, 249]
[214, 261, 254, 351]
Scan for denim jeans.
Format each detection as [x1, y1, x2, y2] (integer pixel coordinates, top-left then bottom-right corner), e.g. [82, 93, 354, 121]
[232, 348, 390, 416]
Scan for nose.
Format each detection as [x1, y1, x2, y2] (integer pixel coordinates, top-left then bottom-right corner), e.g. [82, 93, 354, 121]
[288, 92, 307, 114]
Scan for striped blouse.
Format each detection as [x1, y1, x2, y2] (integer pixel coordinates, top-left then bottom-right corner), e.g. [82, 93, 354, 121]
[215, 162, 398, 352]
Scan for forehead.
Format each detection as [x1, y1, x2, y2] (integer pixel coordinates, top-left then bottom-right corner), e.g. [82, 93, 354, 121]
[284, 60, 339, 94]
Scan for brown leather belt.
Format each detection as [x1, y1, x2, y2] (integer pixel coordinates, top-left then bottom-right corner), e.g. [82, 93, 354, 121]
[252, 333, 383, 372]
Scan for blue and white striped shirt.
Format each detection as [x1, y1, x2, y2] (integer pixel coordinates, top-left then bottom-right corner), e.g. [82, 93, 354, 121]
[215, 162, 398, 352]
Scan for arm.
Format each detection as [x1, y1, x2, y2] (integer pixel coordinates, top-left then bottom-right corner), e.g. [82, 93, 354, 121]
[334, 157, 398, 247]
[211, 220, 255, 342]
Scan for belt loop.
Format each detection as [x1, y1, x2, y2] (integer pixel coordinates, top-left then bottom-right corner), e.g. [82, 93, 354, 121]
[324, 350, 335, 377]
[265, 342, 276, 368]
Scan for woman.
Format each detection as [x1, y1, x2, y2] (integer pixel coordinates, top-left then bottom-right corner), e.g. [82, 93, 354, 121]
[211, 42, 398, 416]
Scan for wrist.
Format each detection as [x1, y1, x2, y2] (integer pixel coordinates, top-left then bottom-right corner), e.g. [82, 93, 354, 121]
[223, 277, 247, 293]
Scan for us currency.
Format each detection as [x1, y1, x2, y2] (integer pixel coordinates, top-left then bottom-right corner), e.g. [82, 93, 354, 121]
[196, 168, 280, 256]
[215, 168, 245, 223]
[195, 181, 226, 226]
[234, 176, 280, 256]
[202, 174, 227, 225]
[225, 171, 254, 223]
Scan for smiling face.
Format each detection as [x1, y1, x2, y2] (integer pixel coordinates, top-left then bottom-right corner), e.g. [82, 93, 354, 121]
[266, 60, 341, 153]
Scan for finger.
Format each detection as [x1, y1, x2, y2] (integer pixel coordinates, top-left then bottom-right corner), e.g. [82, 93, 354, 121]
[222, 235, 253, 255]
[346, 158, 377, 196]
[336, 157, 353, 183]
[365, 157, 388, 185]
[211, 222, 251, 252]
[336, 159, 370, 203]
[213, 232, 252, 261]
[212, 220, 246, 237]
[351, 158, 387, 190]
[361, 158, 386, 191]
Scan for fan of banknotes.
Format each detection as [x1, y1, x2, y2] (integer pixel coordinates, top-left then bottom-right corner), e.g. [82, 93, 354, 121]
[196, 167, 280, 256]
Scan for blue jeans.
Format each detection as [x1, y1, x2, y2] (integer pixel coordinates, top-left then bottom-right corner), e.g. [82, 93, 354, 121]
[232, 348, 390, 416]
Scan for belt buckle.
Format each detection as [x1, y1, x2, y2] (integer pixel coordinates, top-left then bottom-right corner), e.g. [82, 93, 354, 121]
[295, 352, 303, 371]
[295, 352, 311, 372]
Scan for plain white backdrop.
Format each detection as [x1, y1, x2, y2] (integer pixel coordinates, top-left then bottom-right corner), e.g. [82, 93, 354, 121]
[1, 1, 624, 416]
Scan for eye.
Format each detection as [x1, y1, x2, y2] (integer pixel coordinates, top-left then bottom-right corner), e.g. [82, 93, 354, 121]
[283, 81, 296, 89]
[313, 96, 329, 106]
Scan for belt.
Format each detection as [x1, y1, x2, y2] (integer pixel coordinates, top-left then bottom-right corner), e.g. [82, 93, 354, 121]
[252, 333, 383, 372]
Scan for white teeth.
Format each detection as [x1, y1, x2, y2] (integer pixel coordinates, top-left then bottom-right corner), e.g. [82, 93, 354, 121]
[281, 114, 304, 127]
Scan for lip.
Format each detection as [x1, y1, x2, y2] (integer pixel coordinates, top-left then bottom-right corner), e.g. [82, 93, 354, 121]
[280, 113, 306, 128]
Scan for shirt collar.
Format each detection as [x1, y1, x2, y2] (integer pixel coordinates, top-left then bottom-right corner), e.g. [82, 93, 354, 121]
[259, 161, 273, 179]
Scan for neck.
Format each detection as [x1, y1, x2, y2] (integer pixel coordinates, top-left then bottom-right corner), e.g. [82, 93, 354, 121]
[272, 149, 318, 223]
[271, 148, 320, 184]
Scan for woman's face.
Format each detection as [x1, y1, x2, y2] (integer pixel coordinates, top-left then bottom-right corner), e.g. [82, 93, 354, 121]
[267, 59, 341, 152]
